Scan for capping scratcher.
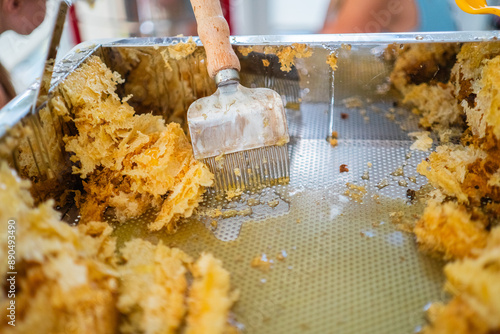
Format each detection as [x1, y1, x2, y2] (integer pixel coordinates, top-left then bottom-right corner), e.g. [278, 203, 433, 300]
[188, 0, 290, 193]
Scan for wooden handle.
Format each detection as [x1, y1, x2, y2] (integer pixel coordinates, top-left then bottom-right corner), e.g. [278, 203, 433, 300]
[191, 0, 240, 78]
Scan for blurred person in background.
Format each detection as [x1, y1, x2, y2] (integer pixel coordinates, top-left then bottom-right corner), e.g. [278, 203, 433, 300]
[0, 0, 46, 108]
[321, 0, 456, 33]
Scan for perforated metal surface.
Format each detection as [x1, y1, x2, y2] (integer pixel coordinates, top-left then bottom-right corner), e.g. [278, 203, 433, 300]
[111, 62, 446, 333]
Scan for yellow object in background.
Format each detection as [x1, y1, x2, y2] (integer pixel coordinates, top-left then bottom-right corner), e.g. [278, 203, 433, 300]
[456, 0, 500, 17]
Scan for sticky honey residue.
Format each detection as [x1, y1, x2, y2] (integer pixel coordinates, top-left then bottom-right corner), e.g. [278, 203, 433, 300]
[276, 250, 287, 261]
[263, 118, 269, 128]
[326, 52, 339, 71]
[398, 179, 408, 187]
[268, 199, 279, 208]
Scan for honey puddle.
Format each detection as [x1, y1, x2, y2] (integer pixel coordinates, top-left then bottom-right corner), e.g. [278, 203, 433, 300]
[109, 185, 446, 334]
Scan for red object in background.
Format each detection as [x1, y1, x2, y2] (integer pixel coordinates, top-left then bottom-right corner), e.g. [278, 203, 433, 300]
[220, 0, 232, 33]
[68, 5, 82, 45]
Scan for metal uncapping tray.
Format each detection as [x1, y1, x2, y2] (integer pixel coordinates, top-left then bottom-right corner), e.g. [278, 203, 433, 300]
[2, 31, 500, 334]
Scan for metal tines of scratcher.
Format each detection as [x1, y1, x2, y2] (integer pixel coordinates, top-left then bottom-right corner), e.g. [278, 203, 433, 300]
[188, 0, 290, 193]
[239, 53, 301, 107]
[27, 0, 70, 181]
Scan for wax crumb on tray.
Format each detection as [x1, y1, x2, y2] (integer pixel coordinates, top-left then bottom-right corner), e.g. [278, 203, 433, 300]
[268, 199, 279, 208]
[57, 55, 213, 233]
[276, 250, 287, 261]
[398, 179, 408, 187]
[275, 43, 313, 72]
[340, 164, 349, 173]
[391, 166, 404, 177]
[341, 43, 352, 51]
[409, 131, 433, 151]
[211, 220, 218, 230]
[238, 46, 253, 56]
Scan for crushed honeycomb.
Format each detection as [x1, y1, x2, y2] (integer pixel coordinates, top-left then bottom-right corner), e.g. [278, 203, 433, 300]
[414, 201, 489, 260]
[117, 238, 192, 334]
[403, 83, 461, 129]
[422, 228, 500, 334]
[56, 56, 213, 232]
[0, 162, 239, 334]
[112, 42, 215, 129]
[185, 253, 239, 334]
[390, 41, 500, 333]
[0, 162, 118, 334]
